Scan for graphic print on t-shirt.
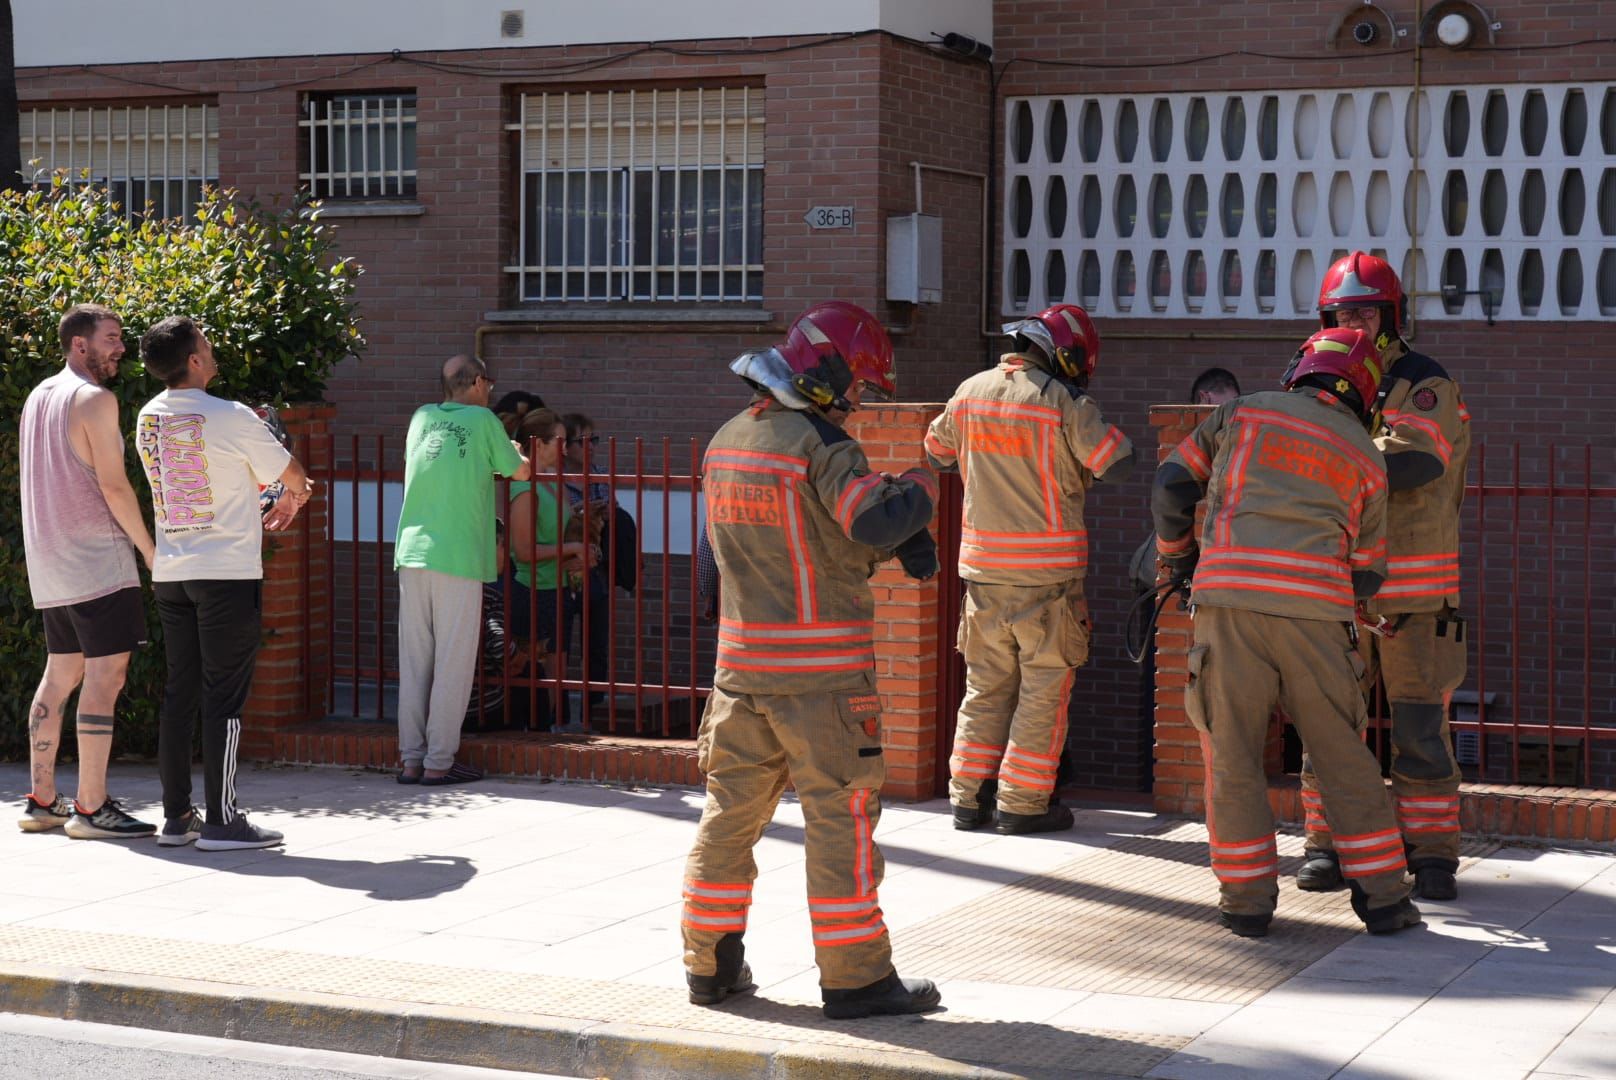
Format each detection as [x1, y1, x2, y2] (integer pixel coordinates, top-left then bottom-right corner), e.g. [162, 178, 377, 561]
[138, 412, 215, 530]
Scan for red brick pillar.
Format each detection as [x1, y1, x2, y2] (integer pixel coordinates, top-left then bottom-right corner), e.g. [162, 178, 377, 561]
[846, 403, 945, 802]
[242, 403, 334, 757]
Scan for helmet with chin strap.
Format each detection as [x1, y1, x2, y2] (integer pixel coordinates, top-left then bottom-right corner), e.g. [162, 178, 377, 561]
[767, 301, 896, 411]
[1001, 303, 1099, 382]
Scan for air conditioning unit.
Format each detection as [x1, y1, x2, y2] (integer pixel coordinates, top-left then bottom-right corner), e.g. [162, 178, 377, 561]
[886, 213, 942, 304]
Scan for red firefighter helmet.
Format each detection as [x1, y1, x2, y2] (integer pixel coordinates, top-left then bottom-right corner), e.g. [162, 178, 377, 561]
[1283, 327, 1385, 423]
[777, 301, 896, 408]
[1317, 251, 1406, 336]
[1002, 303, 1099, 381]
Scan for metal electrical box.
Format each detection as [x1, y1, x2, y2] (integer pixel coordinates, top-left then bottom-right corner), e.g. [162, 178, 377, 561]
[886, 213, 943, 304]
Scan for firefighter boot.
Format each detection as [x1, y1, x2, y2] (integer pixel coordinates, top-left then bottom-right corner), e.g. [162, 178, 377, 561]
[995, 799, 1075, 836]
[1218, 910, 1272, 939]
[687, 933, 756, 1006]
[821, 970, 943, 1020]
[1411, 857, 1460, 901]
[952, 779, 998, 831]
[1296, 849, 1344, 892]
[1348, 882, 1423, 936]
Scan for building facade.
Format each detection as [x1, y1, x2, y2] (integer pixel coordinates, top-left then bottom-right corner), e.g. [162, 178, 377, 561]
[16, 1, 1615, 790]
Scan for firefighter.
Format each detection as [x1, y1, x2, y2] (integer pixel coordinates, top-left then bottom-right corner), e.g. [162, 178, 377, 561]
[1152, 327, 1421, 938]
[682, 301, 944, 1020]
[1297, 252, 1472, 902]
[925, 305, 1134, 835]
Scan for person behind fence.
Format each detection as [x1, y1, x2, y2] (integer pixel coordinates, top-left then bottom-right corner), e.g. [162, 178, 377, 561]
[1152, 326, 1421, 939]
[137, 315, 314, 850]
[682, 301, 944, 1020]
[508, 408, 596, 731]
[394, 354, 530, 786]
[560, 411, 637, 719]
[18, 303, 158, 840]
[1297, 252, 1473, 902]
[464, 520, 528, 732]
[925, 304, 1135, 836]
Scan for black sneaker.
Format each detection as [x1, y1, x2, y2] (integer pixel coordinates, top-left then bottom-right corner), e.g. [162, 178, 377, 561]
[18, 793, 73, 833]
[822, 971, 942, 1020]
[1413, 867, 1458, 901]
[158, 807, 205, 848]
[994, 801, 1075, 836]
[1219, 910, 1273, 938]
[64, 797, 157, 840]
[1296, 852, 1344, 892]
[195, 813, 284, 851]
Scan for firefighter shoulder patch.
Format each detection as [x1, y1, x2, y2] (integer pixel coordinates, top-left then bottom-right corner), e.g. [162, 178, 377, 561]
[1412, 387, 1438, 411]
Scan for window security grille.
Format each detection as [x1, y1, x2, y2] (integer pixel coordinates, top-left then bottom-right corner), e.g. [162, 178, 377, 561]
[508, 87, 764, 302]
[301, 93, 418, 199]
[1004, 85, 1616, 321]
[20, 104, 219, 224]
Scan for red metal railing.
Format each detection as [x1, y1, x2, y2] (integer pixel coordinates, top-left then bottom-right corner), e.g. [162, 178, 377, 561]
[309, 434, 715, 738]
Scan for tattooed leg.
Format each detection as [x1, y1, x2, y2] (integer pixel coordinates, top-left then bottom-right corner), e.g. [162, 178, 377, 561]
[76, 652, 131, 811]
[28, 654, 81, 803]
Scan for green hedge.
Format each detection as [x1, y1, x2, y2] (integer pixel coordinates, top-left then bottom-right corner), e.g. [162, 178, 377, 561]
[0, 179, 364, 762]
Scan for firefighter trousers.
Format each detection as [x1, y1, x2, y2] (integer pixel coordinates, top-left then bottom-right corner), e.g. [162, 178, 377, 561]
[1301, 607, 1467, 871]
[949, 579, 1089, 817]
[682, 681, 891, 990]
[1186, 606, 1409, 918]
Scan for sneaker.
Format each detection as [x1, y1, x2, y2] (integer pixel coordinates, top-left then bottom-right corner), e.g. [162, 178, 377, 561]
[64, 797, 158, 840]
[157, 807, 205, 847]
[194, 813, 284, 851]
[822, 971, 942, 1020]
[18, 793, 74, 833]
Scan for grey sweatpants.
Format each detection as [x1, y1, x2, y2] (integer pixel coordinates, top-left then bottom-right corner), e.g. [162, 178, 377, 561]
[397, 567, 482, 770]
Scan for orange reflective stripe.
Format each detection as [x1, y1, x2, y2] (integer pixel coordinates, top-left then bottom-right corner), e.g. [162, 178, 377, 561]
[716, 652, 874, 673]
[1384, 410, 1453, 465]
[923, 429, 953, 458]
[779, 477, 817, 621]
[835, 472, 886, 531]
[705, 448, 809, 475]
[852, 789, 874, 900]
[956, 398, 1063, 426]
[1175, 438, 1212, 481]
[719, 619, 873, 644]
[1084, 424, 1127, 473]
[811, 913, 888, 946]
[1238, 408, 1383, 490]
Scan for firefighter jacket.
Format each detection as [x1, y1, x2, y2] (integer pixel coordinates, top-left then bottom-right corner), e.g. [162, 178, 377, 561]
[1372, 342, 1471, 614]
[923, 353, 1133, 586]
[705, 398, 936, 695]
[1152, 389, 1388, 623]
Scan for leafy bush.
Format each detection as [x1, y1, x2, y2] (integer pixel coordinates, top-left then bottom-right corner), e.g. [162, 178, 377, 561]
[0, 179, 364, 761]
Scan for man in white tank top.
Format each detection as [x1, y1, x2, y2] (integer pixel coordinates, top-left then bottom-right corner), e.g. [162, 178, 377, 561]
[17, 304, 158, 840]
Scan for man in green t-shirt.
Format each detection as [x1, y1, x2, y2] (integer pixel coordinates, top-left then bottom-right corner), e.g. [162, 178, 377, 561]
[395, 355, 530, 785]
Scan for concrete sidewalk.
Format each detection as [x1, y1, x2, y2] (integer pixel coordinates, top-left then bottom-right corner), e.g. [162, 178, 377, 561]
[0, 763, 1612, 1079]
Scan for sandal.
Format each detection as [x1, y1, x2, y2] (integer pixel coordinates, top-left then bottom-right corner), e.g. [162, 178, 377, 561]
[420, 761, 483, 786]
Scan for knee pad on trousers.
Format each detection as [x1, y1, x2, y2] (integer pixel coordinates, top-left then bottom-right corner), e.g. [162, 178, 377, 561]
[1392, 703, 1453, 780]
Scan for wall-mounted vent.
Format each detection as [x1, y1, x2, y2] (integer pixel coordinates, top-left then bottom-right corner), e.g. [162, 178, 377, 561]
[500, 10, 525, 38]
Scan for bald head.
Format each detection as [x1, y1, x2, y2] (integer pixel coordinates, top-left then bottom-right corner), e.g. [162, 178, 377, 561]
[441, 353, 488, 402]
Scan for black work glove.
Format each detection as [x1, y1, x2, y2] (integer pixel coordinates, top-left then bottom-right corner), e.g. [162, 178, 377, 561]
[894, 529, 939, 581]
[1158, 546, 1199, 584]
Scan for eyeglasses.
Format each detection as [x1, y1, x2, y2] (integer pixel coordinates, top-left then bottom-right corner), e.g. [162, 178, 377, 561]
[1333, 306, 1382, 322]
[566, 435, 601, 447]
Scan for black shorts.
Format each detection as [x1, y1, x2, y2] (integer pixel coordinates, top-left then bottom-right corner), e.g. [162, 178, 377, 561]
[41, 587, 148, 658]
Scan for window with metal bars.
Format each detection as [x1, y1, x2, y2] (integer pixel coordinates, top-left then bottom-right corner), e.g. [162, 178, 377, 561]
[20, 103, 219, 224]
[509, 86, 764, 303]
[301, 92, 418, 199]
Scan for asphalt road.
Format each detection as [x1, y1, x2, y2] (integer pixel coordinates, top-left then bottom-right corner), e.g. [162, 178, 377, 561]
[0, 1012, 573, 1080]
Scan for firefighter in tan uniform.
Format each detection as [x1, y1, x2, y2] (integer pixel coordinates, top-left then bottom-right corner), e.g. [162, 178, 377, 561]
[925, 305, 1134, 835]
[1152, 328, 1421, 938]
[682, 301, 945, 1020]
[1298, 252, 1472, 901]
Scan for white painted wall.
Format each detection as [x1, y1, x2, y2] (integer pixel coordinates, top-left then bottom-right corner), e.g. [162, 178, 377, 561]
[17, 0, 990, 69]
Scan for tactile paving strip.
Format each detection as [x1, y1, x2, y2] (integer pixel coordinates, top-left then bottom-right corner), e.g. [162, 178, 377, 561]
[892, 823, 1499, 1004]
[0, 923, 1185, 1077]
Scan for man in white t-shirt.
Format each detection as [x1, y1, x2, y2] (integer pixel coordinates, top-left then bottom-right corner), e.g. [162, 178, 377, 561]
[137, 316, 313, 851]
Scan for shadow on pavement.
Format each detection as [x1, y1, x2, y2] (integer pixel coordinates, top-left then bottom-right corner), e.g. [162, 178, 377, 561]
[117, 842, 478, 901]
